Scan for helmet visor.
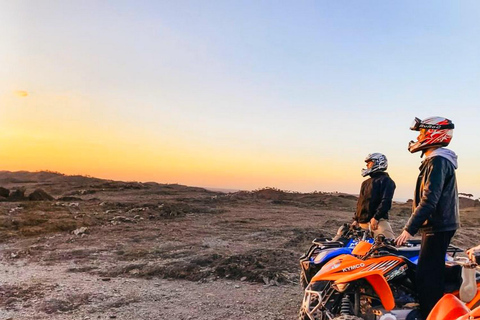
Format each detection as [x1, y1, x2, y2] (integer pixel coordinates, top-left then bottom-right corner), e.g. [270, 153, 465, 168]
[410, 117, 422, 131]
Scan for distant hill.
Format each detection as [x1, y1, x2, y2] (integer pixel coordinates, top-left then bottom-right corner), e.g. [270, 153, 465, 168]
[459, 196, 479, 208]
[0, 170, 213, 197]
[0, 170, 104, 184]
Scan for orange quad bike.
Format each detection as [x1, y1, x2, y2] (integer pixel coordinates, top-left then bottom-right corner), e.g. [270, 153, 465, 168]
[299, 236, 480, 320]
[427, 253, 480, 320]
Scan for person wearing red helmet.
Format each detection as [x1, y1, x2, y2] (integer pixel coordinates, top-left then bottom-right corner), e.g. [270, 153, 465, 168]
[396, 116, 459, 319]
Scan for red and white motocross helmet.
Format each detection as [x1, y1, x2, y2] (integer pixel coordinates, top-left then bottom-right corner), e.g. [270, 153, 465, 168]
[408, 116, 454, 153]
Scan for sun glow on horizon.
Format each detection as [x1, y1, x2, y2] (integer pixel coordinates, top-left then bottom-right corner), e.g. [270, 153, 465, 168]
[14, 90, 29, 97]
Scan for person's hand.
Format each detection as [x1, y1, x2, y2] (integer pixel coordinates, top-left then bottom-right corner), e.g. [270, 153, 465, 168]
[370, 218, 378, 230]
[466, 245, 480, 261]
[351, 220, 358, 227]
[395, 230, 413, 246]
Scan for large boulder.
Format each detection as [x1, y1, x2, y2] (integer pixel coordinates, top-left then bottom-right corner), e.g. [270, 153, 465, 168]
[9, 187, 27, 201]
[0, 187, 9, 198]
[28, 189, 55, 201]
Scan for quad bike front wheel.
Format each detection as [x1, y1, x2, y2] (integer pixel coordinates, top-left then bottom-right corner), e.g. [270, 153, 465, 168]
[300, 269, 309, 290]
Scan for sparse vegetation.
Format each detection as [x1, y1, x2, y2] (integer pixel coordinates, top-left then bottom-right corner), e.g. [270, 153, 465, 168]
[0, 170, 478, 320]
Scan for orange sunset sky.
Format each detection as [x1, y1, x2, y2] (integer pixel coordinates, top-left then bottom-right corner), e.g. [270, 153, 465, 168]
[2, 1, 480, 200]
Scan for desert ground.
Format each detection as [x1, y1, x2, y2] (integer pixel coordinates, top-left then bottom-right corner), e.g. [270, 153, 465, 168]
[1, 171, 479, 320]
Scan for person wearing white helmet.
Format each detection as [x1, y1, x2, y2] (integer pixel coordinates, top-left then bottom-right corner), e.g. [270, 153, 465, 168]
[395, 116, 459, 319]
[352, 152, 396, 239]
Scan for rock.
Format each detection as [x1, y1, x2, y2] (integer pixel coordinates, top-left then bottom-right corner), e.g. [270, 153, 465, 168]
[9, 187, 27, 201]
[0, 186, 10, 198]
[28, 188, 54, 201]
[129, 268, 140, 275]
[9, 206, 23, 213]
[72, 227, 88, 236]
[112, 216, 134, 223]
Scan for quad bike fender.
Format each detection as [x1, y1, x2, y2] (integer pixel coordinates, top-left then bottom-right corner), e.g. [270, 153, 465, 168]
[426, 294, 469, 320]
[334, 270, 395, 311]
[470, 305, 480, 319]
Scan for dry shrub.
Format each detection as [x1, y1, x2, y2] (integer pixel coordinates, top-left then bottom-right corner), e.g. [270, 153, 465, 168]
[42, 248, 102, 263]
[115, 248, 151, 260]
[104, 295, 141, 308]
[20, 219, 78, 236]
[99, 263, 148, 278]
[66, 266, 98, 273]
[0, 284, 53, 309]
[158, 203, 195, 217]
[39, 293, 91, 314]
[103, 250, 298, 284]
[213, 249, 297, 284]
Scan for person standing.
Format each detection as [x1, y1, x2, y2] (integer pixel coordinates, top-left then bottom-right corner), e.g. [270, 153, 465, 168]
[353, 153, 396, 239]
[396, 116, 459, 319]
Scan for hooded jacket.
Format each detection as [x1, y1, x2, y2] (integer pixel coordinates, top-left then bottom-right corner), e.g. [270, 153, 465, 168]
[405, 148, 460, 235]
[354, 171, 396, 223]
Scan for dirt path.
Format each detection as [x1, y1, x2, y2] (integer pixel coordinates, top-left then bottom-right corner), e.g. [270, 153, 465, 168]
[1, 203, 343, 319]
[0, 259, 300, 320]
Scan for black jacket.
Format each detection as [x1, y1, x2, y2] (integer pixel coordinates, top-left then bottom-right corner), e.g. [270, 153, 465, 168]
[355, 172, 396, 223]
[405, 155, 459, 235]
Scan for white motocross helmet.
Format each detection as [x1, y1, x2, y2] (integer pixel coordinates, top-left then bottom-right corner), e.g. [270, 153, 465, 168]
[361, 153, 388, 177]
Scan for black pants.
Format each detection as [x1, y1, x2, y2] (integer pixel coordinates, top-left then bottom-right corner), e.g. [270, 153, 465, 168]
[416, 230, 455, 319]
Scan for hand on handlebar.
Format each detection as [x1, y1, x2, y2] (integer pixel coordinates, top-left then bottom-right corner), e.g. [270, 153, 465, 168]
[395, 230, 413, 247]
[466, 244, 480, 262]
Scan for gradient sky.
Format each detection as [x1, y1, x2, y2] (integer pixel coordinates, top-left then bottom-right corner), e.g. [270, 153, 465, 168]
[1, 1, 480, 200]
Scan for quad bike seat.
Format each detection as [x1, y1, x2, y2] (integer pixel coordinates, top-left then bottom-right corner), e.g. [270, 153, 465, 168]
[444, 261, 480, 297]
[444, 264, 463, 293]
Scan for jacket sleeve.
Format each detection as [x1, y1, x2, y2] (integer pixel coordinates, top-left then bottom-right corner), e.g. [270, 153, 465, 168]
[373, 178, 395, 220]
[405, 157, 447, 236]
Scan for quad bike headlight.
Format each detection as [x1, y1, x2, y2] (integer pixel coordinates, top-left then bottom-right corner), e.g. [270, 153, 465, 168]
[332, 282, 349, 292]
[313, 251, 329, 263]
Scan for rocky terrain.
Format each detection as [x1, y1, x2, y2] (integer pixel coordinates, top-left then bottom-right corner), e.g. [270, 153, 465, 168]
[0, 170, 479, 320]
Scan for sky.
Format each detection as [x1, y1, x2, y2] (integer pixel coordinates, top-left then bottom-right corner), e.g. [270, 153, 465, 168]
[1, 1, 480, 200]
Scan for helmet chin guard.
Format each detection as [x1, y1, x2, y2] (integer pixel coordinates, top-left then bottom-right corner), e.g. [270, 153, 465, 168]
[408, 116, 454, 153]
